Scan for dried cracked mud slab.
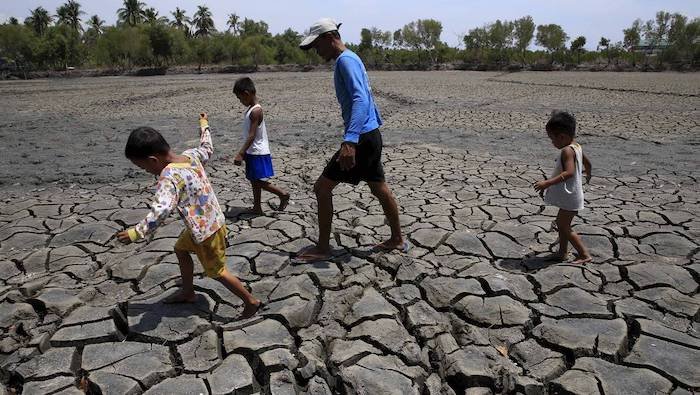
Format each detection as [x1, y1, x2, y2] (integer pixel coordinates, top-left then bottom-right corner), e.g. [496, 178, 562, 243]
[1, 72, 699, 393]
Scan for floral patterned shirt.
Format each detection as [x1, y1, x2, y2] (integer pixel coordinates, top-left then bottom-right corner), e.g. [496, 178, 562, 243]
[127, 124, 225, 244]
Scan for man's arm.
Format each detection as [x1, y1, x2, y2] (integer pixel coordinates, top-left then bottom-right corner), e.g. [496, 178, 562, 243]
[337, 57, 371, 145]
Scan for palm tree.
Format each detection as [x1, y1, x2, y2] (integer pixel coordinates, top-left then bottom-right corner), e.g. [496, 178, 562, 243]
[117, 0, 146, 26]
[170, 7, 190, 30]
[144, 7, 168, 25]
[227, 13, 239, 35]
[56, 0, 84, 32]
[25, 6, 53, 36]
[87, 15, 105, 35]
[192, 5, 215, 37]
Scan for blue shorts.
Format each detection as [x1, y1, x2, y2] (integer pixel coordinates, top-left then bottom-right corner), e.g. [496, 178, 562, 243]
[245, 153, 274, 181]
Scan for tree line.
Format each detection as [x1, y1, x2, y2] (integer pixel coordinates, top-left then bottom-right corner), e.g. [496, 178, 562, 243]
[1, 0, 698, 77]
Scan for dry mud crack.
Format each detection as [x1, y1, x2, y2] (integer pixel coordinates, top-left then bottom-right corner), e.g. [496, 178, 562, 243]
[1, 71, 699, 394]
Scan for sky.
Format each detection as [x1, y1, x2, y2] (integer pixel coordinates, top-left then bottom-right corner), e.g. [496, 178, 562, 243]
[2, 0, 699, 49]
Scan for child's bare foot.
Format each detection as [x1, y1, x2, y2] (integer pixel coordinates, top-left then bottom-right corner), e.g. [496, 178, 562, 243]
[163, 290, 197, 304]
[240, 300, 263, 319]
[571, 255, 592, 264]
[294, 245, 331, 263]
[373, 238, 410, 253]
[277, 194, 290, 211]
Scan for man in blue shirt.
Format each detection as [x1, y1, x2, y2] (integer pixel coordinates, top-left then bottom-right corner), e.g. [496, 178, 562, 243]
[296, 18, 407, 262]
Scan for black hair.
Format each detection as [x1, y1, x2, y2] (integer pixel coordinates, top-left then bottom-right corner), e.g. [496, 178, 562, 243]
[233, 77, 256, 95]
[546, 110, 576, 137]
[327, 30, 341, 40]
[124, 126, 170, 159]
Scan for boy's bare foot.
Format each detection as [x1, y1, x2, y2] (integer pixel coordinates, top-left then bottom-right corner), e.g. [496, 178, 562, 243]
[240, 300, 263, 319]
[543, 253, 568, 262]
[163, 290, 197, 304]
[571, 256, 592, 264]
[373, 238, 410, 253]
[277, 194, 290, 211]
[294, 245, 331, 263]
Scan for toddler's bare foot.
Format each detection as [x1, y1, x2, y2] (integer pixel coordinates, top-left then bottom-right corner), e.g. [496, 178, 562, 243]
[277, 194, 290, 211]
[163, 290, 197, 304]
[240, 300, 262, 319]
[572, 255, 592, 265]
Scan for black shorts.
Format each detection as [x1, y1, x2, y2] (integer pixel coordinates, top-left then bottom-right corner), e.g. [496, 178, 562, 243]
[322, 129, 385, 185]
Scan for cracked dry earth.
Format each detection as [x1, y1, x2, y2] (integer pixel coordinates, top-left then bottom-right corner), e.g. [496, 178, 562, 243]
[0, 71, 699, 395]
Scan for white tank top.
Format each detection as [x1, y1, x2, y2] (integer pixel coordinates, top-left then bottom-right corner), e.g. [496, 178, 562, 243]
[242, 104, 270, 155]
[544, 143, 584, 211]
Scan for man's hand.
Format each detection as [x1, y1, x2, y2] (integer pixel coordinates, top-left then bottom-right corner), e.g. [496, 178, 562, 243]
[234, 152, 244, 166]
[199, 112, 209, 128]
[116, 230, 132, 244]
[337, 142, 356, 171]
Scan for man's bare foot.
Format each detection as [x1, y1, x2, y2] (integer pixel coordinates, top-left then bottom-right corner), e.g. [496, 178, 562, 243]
[373, 238, 410, 253]
[543, 253, 567, 262]
[163, 290, 197, 304]
[294, 245, 331, 263]
[239, 300, 263, 319]
[277, 194, 290, 211]
[571, 256, 592, 264]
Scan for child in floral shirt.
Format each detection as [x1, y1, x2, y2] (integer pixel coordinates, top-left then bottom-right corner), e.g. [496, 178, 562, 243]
[117, 114, 261, 318]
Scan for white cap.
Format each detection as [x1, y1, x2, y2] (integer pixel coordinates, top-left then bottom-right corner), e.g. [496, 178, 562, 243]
[299, 18, 341, 49]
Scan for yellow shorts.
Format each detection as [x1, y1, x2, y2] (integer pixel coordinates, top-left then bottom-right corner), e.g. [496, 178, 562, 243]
[174, 226, 228, 278]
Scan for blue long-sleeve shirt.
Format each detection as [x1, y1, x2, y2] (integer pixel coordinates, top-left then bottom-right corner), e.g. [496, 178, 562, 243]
[334, 50, 382, 144]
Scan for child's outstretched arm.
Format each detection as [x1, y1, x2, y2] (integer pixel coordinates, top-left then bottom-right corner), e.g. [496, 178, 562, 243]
[534, 147, 576, 192]
[234, 107, 262, 166]
[117, 177, 180, 244]
[189, 113, 214, 166]
[582, 152, 592, 184]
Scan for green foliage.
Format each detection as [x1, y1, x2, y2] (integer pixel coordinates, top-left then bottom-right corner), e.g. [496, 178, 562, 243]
[400, 19, 443, 64]
[147, 24, 174, 66]
[536, 24, 568, 63]
[0, 24, 37, 75]
[513, 16, 535, 56]
[93, 25, 149, 68]
[239, 18, 270, 38]
[117, 0, 146, 27]
[193, 5, 215, 37]
[359, 28, 373, 52]
[271, 29, 307, 64]
[25, 7, 53, 36]
[38, 24, 84, 69]
[227, 13, 240, 34]
[570, 36, 586, 64]
[2, 7, 699, 75]
[56, 0, 83, 32]
[170, 8, 191, 32]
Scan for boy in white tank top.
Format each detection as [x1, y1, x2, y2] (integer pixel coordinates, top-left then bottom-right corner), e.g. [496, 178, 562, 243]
[533, 111, 593, 264]
[233, 77, 289, 215]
